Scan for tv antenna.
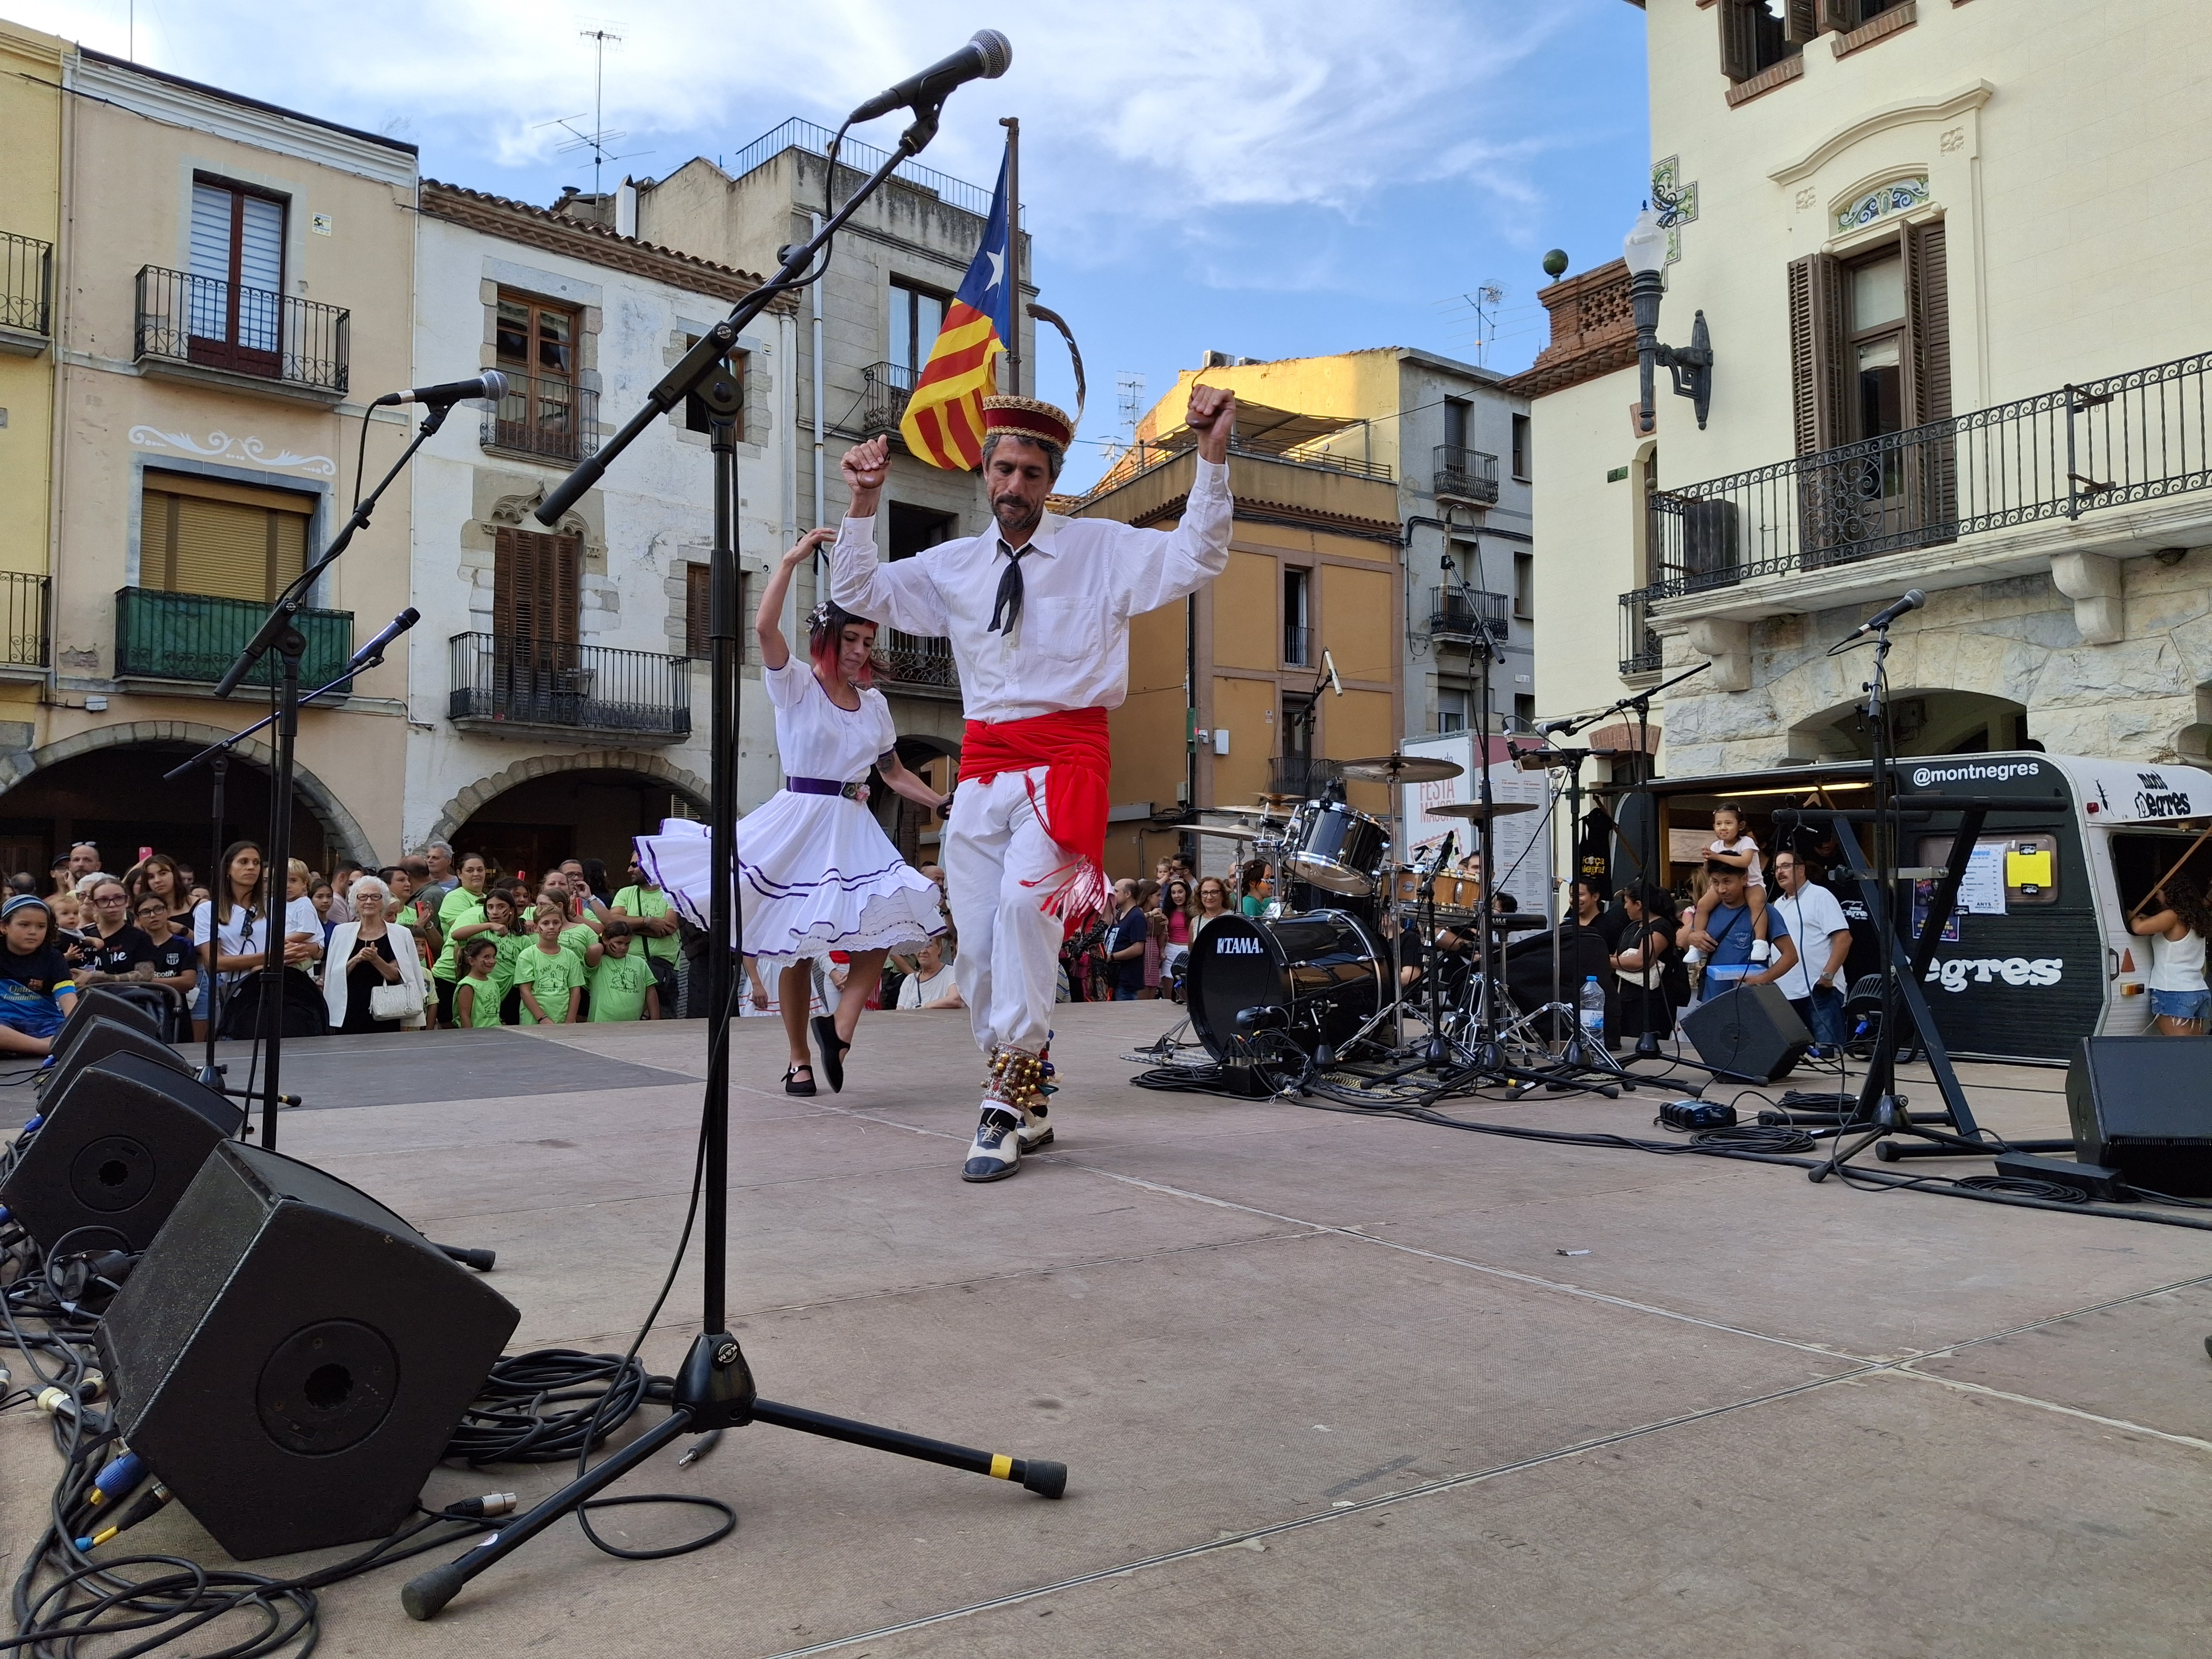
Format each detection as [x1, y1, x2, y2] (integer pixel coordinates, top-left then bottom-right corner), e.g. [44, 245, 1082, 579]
[545, 27, 648, 196]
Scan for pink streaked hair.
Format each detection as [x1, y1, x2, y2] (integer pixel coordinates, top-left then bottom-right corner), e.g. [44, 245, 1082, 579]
[808, 602, 878, 688]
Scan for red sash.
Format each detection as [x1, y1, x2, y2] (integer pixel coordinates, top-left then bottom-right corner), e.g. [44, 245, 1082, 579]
[959, 708, 1111, 924]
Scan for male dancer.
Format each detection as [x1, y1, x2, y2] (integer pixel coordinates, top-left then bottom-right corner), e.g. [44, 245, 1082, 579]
[834, 385, 1236, 1181]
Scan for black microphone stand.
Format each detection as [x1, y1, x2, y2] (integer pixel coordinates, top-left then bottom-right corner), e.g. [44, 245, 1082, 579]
[402, 101, 1064, 1625]
[205, 407, 449, 1147]
[164, 629, 414, 1104]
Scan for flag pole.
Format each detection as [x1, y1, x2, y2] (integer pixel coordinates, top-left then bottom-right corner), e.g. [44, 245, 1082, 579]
[999, 116, 1020, 397]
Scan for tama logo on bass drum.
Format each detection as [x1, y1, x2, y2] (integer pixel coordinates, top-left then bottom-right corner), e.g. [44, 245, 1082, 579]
[1213, 936, 1265, 955]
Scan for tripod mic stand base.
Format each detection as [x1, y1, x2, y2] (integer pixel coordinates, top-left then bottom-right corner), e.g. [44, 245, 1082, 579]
[402, 1329, 1067, 1622]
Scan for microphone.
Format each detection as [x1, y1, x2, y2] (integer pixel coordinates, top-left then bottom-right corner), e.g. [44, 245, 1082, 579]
[1535, 716, 1579, 735]
[372, 371, 508, 409]
[346, 607, 420, 674]
[1844, 588, 1925, 640]
[1430, 829, 1456, 871]
[1322, 649, 1343, 696]
[849, 30, 1012, 122]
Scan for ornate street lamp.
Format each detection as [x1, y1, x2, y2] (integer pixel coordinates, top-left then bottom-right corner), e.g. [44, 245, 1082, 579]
[1624, 208, 1712, 434]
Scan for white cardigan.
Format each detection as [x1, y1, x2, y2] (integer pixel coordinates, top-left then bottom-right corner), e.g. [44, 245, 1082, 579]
[321, 922, 427, 1030]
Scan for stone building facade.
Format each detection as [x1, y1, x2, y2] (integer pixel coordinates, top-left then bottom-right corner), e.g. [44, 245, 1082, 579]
[1521, 0, 2212, 781]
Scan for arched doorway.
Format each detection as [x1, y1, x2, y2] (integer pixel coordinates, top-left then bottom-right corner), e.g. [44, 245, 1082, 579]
[880, 734, 960, 870]
[435, 752, 710, 889]
[1789, 689, 2030, 762]
[0, 725, 369, 884]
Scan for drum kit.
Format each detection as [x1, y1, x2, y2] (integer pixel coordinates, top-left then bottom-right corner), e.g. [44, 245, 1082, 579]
[1180, 753, 1626, 1098]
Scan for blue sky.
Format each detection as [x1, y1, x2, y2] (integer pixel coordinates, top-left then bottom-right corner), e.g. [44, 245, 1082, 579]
[16, 0, 1651, 490]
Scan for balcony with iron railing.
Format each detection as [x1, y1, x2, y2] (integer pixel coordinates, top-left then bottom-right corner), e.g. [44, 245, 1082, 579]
[1624, 348, 2212, 624]
[859, 361, 916, 436]
[0, 573, 48, 670]
[482, 373, 600, 464]
[1283, 623, 1312, 667]
[133, 266, 349, 398]
[1618, 590, 1663, 677]
[1, 232, 52, 350]
[449, 635, 691, 741]
[115, 588, 352, 688]
[1427, 586, 1510, 642]
[1432, 445, 1501, 505]
[874, 627, 959, 693]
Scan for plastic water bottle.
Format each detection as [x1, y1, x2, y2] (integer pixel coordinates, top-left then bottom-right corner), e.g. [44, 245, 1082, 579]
[1578, 976, 1606, 1046]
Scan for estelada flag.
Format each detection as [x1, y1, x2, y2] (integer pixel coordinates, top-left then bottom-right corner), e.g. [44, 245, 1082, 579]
[899, 145, 1014, 470]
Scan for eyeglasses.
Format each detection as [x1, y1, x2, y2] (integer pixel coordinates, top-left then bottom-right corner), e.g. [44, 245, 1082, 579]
[94, 895, 128, 907]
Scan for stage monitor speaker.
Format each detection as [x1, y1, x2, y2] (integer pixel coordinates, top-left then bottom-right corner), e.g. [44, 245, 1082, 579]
[0, 1053, 243, 1252]
[97, 1141, 519, 1560]
[38, 1015, 187, 1102]
[1681, 982, 1811, 1082]
[53, 984, 164, 1049]
[2066, 1037, 2212, 1197]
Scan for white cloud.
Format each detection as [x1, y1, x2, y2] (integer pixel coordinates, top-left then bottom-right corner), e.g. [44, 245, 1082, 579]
[13, 0, 1593, 232]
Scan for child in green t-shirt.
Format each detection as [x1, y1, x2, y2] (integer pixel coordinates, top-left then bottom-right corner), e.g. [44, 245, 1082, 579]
[588, 922, 659, 1022]
[516, 904, 588, 1025]
[453, 937, 504, 1030]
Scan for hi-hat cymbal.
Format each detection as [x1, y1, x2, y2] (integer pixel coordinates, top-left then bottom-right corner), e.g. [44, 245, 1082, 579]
[1203, 805, 1287, 822]
[1337, 753, 1465, 784]
[1426, 800, 1539, 819]
[1191, 824, 1259, 841]
[1256, 793, 1304, 808]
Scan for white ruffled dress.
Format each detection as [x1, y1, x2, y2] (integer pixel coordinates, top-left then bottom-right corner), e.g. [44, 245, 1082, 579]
[637, 659, 944, 962]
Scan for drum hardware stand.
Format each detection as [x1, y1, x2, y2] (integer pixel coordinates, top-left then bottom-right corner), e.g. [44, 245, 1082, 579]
[403, 96, 1065, 1624]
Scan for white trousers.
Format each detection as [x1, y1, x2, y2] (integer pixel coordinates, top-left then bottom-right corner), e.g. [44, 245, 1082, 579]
[942, 767, 1065, 1059]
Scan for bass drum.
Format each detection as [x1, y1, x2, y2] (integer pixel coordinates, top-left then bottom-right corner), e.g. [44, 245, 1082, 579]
[1187, 910, 1385, 1063]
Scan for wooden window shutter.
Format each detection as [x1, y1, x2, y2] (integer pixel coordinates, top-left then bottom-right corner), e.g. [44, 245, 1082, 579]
[1907, 219, 1952, 426]
[685, 562, 711, 657]
[1718, 1, 1758, 81]
[493, 526, 582, 646]
[1785, 0, 1822, 44]
[1786, 253, 1850, 455]
[1817, 0, 1859, 32]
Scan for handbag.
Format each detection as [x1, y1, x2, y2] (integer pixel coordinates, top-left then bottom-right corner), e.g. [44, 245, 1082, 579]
[369, 979, 416, 1020]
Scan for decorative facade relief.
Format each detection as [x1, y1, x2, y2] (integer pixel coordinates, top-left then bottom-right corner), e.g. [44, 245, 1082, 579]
[1835, 177, 1931, 233]
[127, 426, 336, 476]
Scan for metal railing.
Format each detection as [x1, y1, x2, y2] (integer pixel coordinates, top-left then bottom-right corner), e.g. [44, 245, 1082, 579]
[725, 118, 1019, 224]
[448, 634, 692, 737]
[1101, 435, 1394, 495]
[1634, 348, 2212, 605]
[1618, 590, 1663, 676]
[483, 372, 599, 463]
[1270, 756, 1342, 799]
[875, 628, 958, 690]
[115, 588, 352, 687]
[1428, 586, 1509, 641]
[1432, 444, 1501, 504]
[133, 266, 349, 395]
[1, 233, 52, 337]
[860, 361, 915, 436]
[1283, 623, 1312, 666]
[0, 573, 48, 667]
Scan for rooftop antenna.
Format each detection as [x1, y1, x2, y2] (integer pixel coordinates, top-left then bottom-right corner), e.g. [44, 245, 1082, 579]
[1468, 280, 1506, 368]
[548, 27, 644, 196]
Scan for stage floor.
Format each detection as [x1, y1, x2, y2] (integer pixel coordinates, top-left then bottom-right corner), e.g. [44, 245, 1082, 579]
[8, 1007, 2210, 1656]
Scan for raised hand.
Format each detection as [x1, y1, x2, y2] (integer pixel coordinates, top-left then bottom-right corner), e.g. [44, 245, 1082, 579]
[1186, 384, 1237, 464]
[781, 526, 834, 569]
[841, 435, 890, 507]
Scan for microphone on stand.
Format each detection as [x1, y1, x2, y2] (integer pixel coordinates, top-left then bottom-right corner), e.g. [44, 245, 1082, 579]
[848, 31, 1013, 122]
[1841, 588, 1925, 642]
[372, 371, 508, 409]
[1322, 650, 1343, 696]
[345, 607, 420, 674]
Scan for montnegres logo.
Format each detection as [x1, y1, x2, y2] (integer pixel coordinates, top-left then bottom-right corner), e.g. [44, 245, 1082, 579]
[1925, 956, 2062, 992]
[1909, 760, 2043, 789]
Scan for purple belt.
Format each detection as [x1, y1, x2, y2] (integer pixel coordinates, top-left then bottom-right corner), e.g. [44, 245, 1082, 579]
[787, 776, 866, 799]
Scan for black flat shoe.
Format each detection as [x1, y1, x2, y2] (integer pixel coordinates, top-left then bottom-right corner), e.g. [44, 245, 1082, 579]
[811, 1015, 849, 1093]
[783, 1064, 816, 1097]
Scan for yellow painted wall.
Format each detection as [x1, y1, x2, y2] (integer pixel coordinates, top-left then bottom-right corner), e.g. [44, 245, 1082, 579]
[1140, 350, 1408, 474]
[1212, 551, 1279, 672]
[1316, 562, 1395, 684]
[1210, 673, 1281, 811]
[0, 23, 64, 579]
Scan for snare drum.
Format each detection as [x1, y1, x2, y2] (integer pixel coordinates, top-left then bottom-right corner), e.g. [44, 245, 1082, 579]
[1390, 867, 1483, 918]
[1285, 801, 1391, 896]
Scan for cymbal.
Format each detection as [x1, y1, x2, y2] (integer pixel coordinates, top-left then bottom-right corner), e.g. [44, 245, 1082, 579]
[1190, 824, 1259, 842]
[1256, 792, 1304, 807]
[1336, 753, 1465, 784]
[1425, 800, 1540, 819]
[1202, 804, 1288, 822]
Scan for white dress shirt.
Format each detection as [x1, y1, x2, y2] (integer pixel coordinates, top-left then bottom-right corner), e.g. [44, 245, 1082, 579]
[829, 458, 1234, 723]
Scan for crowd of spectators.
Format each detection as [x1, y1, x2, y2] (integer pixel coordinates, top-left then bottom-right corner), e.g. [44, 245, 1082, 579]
[0, 836, 696, 1050]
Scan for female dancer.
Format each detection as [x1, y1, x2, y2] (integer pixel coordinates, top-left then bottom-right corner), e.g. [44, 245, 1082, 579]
[640, 529, 946, 1094]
